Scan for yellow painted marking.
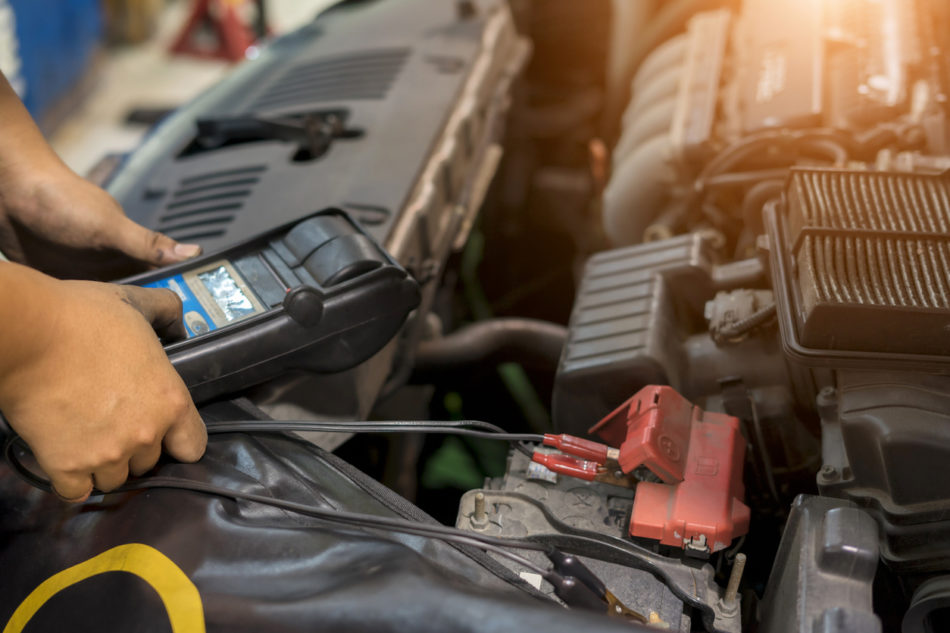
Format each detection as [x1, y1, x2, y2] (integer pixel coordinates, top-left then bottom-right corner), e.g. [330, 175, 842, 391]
[3, 543, 204, 633]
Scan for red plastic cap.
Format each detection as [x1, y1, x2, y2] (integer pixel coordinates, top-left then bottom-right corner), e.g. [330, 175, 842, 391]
[589, 385, 750, 552]
[589, 386, 692, 482]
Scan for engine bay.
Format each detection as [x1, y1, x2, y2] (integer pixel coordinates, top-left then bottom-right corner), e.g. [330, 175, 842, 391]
[6, 0, 950, 631]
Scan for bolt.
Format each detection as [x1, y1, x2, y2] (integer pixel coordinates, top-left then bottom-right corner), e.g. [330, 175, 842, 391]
[816, 387, 838, 419]
[818, 464, 841, 484]
[471, 492, 490, 529]
[723, 553, 747, 606]
[819, 464, 839, 483]
[474, 492, 487, 521]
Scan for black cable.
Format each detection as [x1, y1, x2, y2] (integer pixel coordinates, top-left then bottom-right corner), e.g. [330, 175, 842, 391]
[134, 477, 553, 576]
[204, 419, 541, 457]
[4, 418, 545, 549]
[712, 304, 777, 344]
[3, 419, 542, 494]
[2, 424, 639, 611]
[699, 129, 851, 180]
[6, 435, 625, 609]
[2, 435, 550, 574]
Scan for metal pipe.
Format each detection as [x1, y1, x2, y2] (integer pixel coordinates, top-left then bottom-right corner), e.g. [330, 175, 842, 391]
[625, 69, 683, 125]
[604, 135, 679, 245]
[614, 97, 677, 164]
[632, 34, 688, 94]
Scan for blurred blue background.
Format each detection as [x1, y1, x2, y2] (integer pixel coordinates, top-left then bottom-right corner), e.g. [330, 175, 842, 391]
[3, 0, 103, 120]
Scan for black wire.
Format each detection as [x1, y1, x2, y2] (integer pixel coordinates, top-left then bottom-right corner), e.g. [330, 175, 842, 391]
[204, 419, 542, 457]
[2, 434, 552, 576]
[712, 304, 777, 344]
[130, 477, 552, 575]
[2, 420, 550, 571]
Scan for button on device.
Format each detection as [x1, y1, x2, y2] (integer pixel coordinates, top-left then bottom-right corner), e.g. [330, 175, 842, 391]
[184, 311, 211, 335]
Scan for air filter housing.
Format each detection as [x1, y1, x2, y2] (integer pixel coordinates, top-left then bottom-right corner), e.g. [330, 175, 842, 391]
[769, 168, 950, 365]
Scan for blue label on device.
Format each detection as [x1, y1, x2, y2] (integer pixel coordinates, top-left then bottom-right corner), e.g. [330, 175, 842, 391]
[143, 275, 217, 338]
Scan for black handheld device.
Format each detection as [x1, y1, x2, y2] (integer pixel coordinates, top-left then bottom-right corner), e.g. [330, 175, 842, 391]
[120, 208, 420, 403]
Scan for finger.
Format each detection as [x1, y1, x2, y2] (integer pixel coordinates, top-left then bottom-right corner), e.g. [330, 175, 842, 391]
[121, 285, 186, 341]
[48, 471, 95, 503]
[129, 442, 162, 477]
[163, 404, 207, 464]
[108, 216, 201, 267]
[92, 460, 131, 493]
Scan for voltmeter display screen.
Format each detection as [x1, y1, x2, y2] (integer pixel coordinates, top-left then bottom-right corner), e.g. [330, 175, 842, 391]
[198, 266, 257, 322]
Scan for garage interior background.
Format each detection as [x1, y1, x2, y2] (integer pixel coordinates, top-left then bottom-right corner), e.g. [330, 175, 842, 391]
[0, 0, 337, 177]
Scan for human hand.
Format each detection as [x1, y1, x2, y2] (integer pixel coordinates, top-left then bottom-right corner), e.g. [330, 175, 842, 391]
[0, 162, 201, 279]
[0, 263, 207, 501]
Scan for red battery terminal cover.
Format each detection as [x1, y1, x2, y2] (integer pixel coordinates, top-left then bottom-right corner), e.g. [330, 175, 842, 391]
[589, 385, 750, 553]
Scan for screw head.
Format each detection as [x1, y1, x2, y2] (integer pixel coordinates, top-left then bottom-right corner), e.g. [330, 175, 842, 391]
[819, 464, 840, 483]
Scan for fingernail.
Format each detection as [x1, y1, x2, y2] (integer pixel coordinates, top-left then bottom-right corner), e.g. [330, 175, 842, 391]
[173, 243, 202, 259]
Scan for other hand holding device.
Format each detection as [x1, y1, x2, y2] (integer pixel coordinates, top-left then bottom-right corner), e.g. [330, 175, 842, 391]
[0, 263, 206, 502]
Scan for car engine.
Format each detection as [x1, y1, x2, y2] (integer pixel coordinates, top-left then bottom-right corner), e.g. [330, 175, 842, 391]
[6, 0, 950, 632]
[462, 0, 950, 631]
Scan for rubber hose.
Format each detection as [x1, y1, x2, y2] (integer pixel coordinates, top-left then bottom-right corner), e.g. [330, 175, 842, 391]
[741, 179, 785, 234]
[413, 318, 568, 375]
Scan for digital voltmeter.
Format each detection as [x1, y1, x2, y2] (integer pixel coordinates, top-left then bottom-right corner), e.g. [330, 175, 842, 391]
[121, 209, 420, 403]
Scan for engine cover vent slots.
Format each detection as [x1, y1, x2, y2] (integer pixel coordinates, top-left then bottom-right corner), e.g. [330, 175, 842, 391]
[248, 48, 411, 113]
[156, 165, 267, 242]
[769, 168, 950, 363]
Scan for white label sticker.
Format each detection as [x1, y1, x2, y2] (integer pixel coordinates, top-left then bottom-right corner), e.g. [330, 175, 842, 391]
[526, 460, 558, 484]
[519, 572, 543, 590]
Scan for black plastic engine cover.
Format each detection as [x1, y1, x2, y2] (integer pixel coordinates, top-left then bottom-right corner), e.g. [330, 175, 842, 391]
[0, 403, 644, 633]
[107, 0, 512, 252]
[818, 371, 950, 575]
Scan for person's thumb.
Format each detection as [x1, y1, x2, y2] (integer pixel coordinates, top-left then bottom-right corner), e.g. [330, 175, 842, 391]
[45, 467, 94, 503]
[120, 285, 187, 341]
[163, 405, 207, 464]
[108, 216, 202, 267]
